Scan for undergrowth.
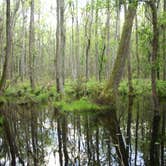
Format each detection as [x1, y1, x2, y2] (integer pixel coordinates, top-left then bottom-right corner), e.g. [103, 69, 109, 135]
[0, 79, 165, 108]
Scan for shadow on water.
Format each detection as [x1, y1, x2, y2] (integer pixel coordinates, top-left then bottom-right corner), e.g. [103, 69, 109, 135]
[0, 97, 165, 166]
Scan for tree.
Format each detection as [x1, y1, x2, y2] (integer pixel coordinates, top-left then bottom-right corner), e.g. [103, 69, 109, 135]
[148, 1, 160, 165]
[104, 1, 137, 98]
[163, 0, 166, 80]
[55, 0, 65, 94]
[85, 0, 94, 81]
[29, 0, 35, 89]
[20, 0, 26, 81]
[0, 0, 11, 91]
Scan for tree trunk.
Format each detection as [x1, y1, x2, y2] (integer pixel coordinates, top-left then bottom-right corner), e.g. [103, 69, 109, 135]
[20, 0, 26, 81]
[105, 0, 111, 79]
[0, 0, 11, 91]
[135, 14, 140, 78]
[111, 0, 120, 72]
[85, 0, 93, 81]
[29, 0, 35, 89]
[149, 1, 160, 166]
[75, 0, 80, 79]
[163, 0, 166, 80]
[104, 2, 137, 98]
[95, 0, 99, 81]
[55, 0, 65, 94]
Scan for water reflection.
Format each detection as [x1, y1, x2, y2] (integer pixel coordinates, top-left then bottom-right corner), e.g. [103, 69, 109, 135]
[0, 97, 165, 166]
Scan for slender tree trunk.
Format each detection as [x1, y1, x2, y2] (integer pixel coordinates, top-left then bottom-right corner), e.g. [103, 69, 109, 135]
[29, 0, 35, 89]
[75, 0, 80, 79]
[0, 0, 11, 91]
[20, 0, 26, 81]
[71, 2, 75, 79]
[111, 0, 120, 72]
[55, 0, 65, 94]
[56, 0, 60, 92]
[134, 12, 140, 166]
[127, 52, 133, 96]
[161, 103, 165, 166]
[149, 1, 160, 166]
[163, 0, 166, 80]
[85, 0, 93, 81]
[95, 0, 99, 81]
[135, 14, 140, 78]
[161, 1, 166, 164]
[60, 0, 65, 86]
[106, 0, 111, 79]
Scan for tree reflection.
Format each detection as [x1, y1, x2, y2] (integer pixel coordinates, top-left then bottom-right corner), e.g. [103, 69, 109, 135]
[0, 98, 165, 165]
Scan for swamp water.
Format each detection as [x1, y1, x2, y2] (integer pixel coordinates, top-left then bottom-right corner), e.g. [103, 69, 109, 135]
[0, 96, 165, 166]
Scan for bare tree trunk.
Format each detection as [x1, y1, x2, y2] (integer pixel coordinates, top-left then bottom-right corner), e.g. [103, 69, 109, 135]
[29, 0, 35, 89]
[148, 1, 160, 166]
[0, 0, 11, 91]
[85, 0, 93, 81]
[134, 12, 140, 166]
[71, 2, 75, 79]
[161, 3, 166, 165]
[135, 14, 140, 78]
[20, 0, 26, 81]
[163, 0, 166, 80]
[75, 0, 80, 79]
[55, 0, 65, 94]
[95, 0, 99, 81]
[105, 0, 111, 79]
[111, 0, 120, 72]
[60, 0, 65, 86]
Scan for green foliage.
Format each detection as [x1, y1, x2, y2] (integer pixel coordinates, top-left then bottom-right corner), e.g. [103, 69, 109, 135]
[0, 96, 7, 104]
[64, 79, 105, 99]
[1, 79, 165, 106]
[119, 79, 166, 98]
[158, 11, 166, 27]
[156, 80, 166, 98]
[0, 83, 57, 105]
[54, 97, 105, 112]
[86, 79, 105, 97]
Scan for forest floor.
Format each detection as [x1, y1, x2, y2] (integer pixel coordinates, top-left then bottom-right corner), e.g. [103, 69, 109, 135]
[0, 79, 166, 111]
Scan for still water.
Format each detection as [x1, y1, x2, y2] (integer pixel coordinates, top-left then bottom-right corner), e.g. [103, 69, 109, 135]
[0, 96, 165, 166]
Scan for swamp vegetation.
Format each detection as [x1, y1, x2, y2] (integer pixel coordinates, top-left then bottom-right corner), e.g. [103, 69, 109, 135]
[0, 0, 165, 165]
